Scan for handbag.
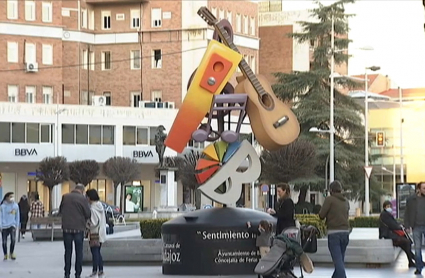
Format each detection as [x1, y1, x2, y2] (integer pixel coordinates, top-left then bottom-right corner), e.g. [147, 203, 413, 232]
[89, 232, 100, 247]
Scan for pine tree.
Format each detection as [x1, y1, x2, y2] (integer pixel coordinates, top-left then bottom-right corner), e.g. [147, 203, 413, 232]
[272, 0, 386, 204]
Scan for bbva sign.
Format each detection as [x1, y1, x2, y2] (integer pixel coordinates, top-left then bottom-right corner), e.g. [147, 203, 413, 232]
[14, 148, 38, 156]
[132, 150, 154, 158]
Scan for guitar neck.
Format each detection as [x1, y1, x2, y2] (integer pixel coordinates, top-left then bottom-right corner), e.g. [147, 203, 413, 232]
[215, 24, 266, 97]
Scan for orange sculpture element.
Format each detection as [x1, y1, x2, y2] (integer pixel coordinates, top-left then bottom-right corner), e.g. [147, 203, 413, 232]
[195, 141, 240, 185]
[164, 40, 242, 153]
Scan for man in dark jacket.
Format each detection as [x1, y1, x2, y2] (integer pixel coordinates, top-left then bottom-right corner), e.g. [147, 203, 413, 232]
[404, 182, 425, 275]
[59, 184, 91, 278]
[379, 200, 415, 268]
[319, 180, 350, 278]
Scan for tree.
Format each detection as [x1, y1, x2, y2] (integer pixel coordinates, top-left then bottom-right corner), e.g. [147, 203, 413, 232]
[36, 156, 70, 211]
[173, 150, 203, 209]
[69, 160, 100, 187]
[272, 0, 368, 197]
[103, 157, 140, 212]
[260, 139, 318, 212]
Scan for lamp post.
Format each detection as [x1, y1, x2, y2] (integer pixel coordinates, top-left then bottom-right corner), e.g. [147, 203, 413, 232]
[364, 65, 381, 216]
[382, 166, 396, 199]
[53, 92, 66, 209]
[329, 13, 335, 184]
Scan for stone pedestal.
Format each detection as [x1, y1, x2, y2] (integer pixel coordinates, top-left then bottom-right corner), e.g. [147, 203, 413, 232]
[159, 168, 178, 208]
[162, 207, 276, 275]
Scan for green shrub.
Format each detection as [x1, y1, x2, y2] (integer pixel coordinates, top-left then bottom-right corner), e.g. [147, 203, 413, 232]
[295, 214, 326, 238]
[140, 218, 169, 238]
[351, 216, 379, 227]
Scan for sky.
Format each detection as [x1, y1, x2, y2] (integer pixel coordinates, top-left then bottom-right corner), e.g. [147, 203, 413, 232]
[278, 0, 425, 89]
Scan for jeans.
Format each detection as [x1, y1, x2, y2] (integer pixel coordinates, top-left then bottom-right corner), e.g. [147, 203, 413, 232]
[63, 231, 84, 278]
[90, 244, 104, 273]
[1, 227, 16, 255]
[413, 225, 425, 271]
[328, 232, 349, 278]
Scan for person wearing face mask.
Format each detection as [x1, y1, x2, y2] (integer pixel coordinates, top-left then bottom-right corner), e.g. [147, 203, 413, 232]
[404, 181, 425, 275]
[379, 200, 415, 268]
[266, 183, 295, 235]
[0, 192, 20, 260]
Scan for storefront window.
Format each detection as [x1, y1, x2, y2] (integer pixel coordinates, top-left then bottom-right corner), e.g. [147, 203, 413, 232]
[27, 180, 50, 212]
[88, 179, 112, 203]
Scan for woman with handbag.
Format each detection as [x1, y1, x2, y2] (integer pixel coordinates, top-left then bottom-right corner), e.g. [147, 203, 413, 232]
[86, 189, 107, 278]
[379, 200, 416, 268]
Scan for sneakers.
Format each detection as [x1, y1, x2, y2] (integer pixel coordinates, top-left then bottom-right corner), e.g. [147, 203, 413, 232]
[415, 269, 421, 275]
[3, 255, 7, 260]
[10, 253, 16, 260]
[86, 273, 97, 278]
[98, 271, 105, 278]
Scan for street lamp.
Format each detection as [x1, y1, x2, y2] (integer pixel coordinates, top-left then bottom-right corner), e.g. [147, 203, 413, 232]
[364, 65, 381, 216]
[382, 166, 396, 199]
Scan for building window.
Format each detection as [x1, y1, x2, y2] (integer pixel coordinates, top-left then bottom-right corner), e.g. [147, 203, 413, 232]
[151, 91, 162, 102]
[152, 49, 162, 69]
[131, 50, 141, 69]
[8, 85, 18, 103]
[250, 17, 255, 36]
[89, 125, 101, 144]
[151, 8, 162, 27]
[62, 124, 75, 144]
[250, 55, 256, 74]
[40, 124, 52, 143]
[25, 86, 36, 103]
[89, 10, 94, 30]
[123, 126, 136, 145]
[82, 50, 88, 69]
[7, 42, 18, 63]
[243, 15, 248, 34]
[26, 123, 39, 143]
[25, 0, 36, 21]
[101, 51, 111, 70]
[81, 9, 87, 28]
[102, 11, 111, 30]
[90, 51, 94, 71]
[25, 43, 36, 63]
[76, 125, 88, 144]
[227, 11, 232, 25]
[103, 92, 111, 106]
[149, 126, 157, 145]
[137, 127, 148, 145]
[42, 44, 53, 65]
[0, 123, 11, 143]
[42, 2, 52, 23]
[131, 9, 140, 29]
[131, 92, 141, 107]
[236, 14, 241, 33]
[42, 86, 53, 104]
[12, 123, 25, 143]
[7, 0, 18, 20]
[102, 125, 114, 144]
[219, 9, 224, 20]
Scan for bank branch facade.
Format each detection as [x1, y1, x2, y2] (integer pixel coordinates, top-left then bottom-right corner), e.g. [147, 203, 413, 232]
[0, 102, 253, 212]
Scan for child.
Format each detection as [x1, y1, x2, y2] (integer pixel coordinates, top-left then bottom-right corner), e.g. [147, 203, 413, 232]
[247, 220, 273, 258]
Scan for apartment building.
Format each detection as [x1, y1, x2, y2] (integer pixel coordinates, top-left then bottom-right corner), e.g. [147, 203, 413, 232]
[0, 0, 259, 108]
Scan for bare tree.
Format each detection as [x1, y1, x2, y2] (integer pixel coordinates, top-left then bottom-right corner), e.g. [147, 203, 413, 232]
[103, 156, 140, 212]
[260, 139, 318, 206]
[69, 160, 100, 187]
[36, 156, 70, 211]
[174, 150, 202, 208]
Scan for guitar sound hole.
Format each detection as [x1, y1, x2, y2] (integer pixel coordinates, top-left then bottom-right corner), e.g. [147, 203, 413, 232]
[259, 94, 274, 110]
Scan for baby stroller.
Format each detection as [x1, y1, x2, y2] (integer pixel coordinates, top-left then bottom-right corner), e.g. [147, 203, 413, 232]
[254, 225, 318, 278]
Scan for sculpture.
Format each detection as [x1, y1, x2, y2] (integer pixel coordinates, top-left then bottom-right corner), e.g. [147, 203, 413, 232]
[155, 125, 167, 167]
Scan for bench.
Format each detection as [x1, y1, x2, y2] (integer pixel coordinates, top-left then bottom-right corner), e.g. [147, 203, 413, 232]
[83, 238, 162, 264]
[30, 217, 63, 242]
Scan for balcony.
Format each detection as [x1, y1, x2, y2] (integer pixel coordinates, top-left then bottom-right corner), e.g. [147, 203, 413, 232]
[85, 0, 148, 4]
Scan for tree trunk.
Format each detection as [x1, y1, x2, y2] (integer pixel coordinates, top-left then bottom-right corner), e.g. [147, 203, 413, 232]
[297, 186, 308, 204]
[194, 189, 201, 209]
[183, 185, 191, 204]
[120, 184, 125, 214]
[49, 186, 54, 213]
[113, 185, 118, 206]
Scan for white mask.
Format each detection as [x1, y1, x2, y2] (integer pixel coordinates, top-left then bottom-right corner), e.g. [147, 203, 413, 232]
[9, 197, 14, 202]
[385, 207, 392, 213]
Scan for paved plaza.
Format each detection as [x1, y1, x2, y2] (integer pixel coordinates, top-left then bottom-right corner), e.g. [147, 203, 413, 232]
[0, 232, 422, 278]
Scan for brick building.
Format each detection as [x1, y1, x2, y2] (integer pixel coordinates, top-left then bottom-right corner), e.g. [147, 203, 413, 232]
[0, 0, 259, 108]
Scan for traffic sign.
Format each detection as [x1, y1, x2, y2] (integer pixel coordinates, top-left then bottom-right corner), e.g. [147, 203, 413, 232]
[270, 184, 276, 196]
[261, 184, 269, 192]
[364, 166, 373, 179]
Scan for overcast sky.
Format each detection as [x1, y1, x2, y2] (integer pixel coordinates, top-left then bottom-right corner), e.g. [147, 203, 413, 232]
[279, 0, 425, 88]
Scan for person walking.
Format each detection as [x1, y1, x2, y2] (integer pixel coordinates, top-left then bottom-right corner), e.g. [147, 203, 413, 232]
[59, 184, 91, 278]
[85, 189, 107, 278]
[0, 192, 20, 260]
[18, 195, 30, 239]
[380, 200, 416, 268]
[30, 193, 45, 229]
[319, 181, 350, 278]
[404, 181, 425, 275]
[266, 183, 295, 235]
